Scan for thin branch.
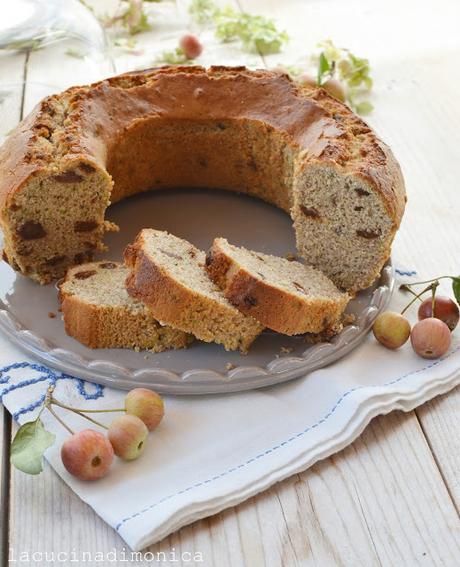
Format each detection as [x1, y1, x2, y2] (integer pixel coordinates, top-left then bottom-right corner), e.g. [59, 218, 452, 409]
[52, 400, 108, 430]
[50, 400, 124, 414]
[401, 283, 433, 315]
[47, 406, 74, 435]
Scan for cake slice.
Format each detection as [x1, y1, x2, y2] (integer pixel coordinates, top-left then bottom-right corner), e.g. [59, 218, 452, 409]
[59, 261, 193, 350]
[124, 230, 264, 352]
[205, 238, 350, 335]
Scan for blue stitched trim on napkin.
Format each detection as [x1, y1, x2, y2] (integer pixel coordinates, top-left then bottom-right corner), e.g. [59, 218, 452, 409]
[2, 345, 457, 534]
[0, 362, 104, 420]
[114, 344, 460, 532]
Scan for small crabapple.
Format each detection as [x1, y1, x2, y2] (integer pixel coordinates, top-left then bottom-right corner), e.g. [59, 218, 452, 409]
[179, 34, 203, 60]
[297, 73, 317, 88]
[418, 296, 459, 331]
[322, 78, 346, 102]
[108, 415, 148, 461]
[271, 65, 289, 75]
[373, 311, 411, 349]
[125, 388, 164, 431]
[61, 429, 114, 481]
[410, 318, 451, 359]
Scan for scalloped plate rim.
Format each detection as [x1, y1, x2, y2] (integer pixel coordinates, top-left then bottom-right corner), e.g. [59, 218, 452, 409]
[0, 261, 394, 394]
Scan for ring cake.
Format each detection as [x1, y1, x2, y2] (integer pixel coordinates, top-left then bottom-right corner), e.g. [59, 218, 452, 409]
[0, 66, 405, 291]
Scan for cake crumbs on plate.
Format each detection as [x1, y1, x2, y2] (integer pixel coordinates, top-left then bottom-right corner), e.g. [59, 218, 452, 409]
[280, 346, 294, 354]
[284, 252, 297, 262]
[342, 313, 356, 326]
[303, 333, 326, 345]
[48, 311, 56, 319]
[225, 362, 236, 370]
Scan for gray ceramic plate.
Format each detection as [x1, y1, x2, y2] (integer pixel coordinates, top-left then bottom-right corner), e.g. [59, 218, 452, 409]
[0, 188, 394, 394]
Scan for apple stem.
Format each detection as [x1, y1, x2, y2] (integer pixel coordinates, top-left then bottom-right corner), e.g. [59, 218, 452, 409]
[51, 400, 109, 430]
[400, 283, 434, 315]
[47, 406, 74, 435]
[431, 281, 439, 316]
[50, 405, 125, 414]
[399, 285, 423, 302]
[404, 275, 453, 286]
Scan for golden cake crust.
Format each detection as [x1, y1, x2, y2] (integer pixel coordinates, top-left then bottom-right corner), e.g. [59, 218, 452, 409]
[124, 230, 264, 352]
[0, 66, 406, 289]
[0, 65, 405, 215]
[59, 261, 193, 350]
[205, 238, 349, 335]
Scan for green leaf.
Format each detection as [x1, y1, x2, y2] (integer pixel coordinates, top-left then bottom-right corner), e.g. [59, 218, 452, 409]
[452, 277, 460, 305]
[363, 76, 373, 90]
[214, 8, 288, 54]
[10, 418, 55, 475]
[129, 11, 151, 35]
[282, 65, 301, 77]
[113, 37, 138, 50]
[248, 30, 289, 55]
[214, 7, 242, 42]
[317, 39, 342, 62]
[157, 47, 192, 65]
[189, 0, 217, 24]
[341, 52, 372, 90]
[337, 59, 351, 76]
[317, 52, 330, 85]
[354, 101, 374, 115]
[315, 40, 374, 114]
[117, 1, 152, 35]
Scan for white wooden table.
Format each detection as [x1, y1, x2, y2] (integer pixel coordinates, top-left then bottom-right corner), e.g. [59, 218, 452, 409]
[1, 0, 460, 564]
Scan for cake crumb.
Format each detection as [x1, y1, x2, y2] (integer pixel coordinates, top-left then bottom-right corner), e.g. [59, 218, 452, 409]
[280, 346, 294, 354]
[225, 362, 236, 371]
[304, 333, 325, 345]
[285, 252, 297, 262]
[303, 323, 342, 344]
[342, 313, 356, 326]
[48, 311, 56, 319]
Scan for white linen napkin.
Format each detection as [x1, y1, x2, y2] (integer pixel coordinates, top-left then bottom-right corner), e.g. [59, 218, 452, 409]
[1, 267, 459, 551]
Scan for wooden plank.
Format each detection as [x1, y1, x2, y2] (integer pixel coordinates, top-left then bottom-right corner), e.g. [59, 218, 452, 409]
[310, 411, 460, 566]
[0, 48, 28, 566]
[6, 0, 460, 564]
[8, 412, 460, 565]
[239, 0, 460, 520]
[237, 411, 460, 566]
[0, 409, 11, 566]
[0, 51, 28, 137]
[382, 47, 460, 513]
[416, 386, 460, 511]
[7, 1, 267, 565]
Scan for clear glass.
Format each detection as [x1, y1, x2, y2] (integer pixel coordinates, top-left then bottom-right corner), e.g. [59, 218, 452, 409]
[0, 0, 114, 139]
